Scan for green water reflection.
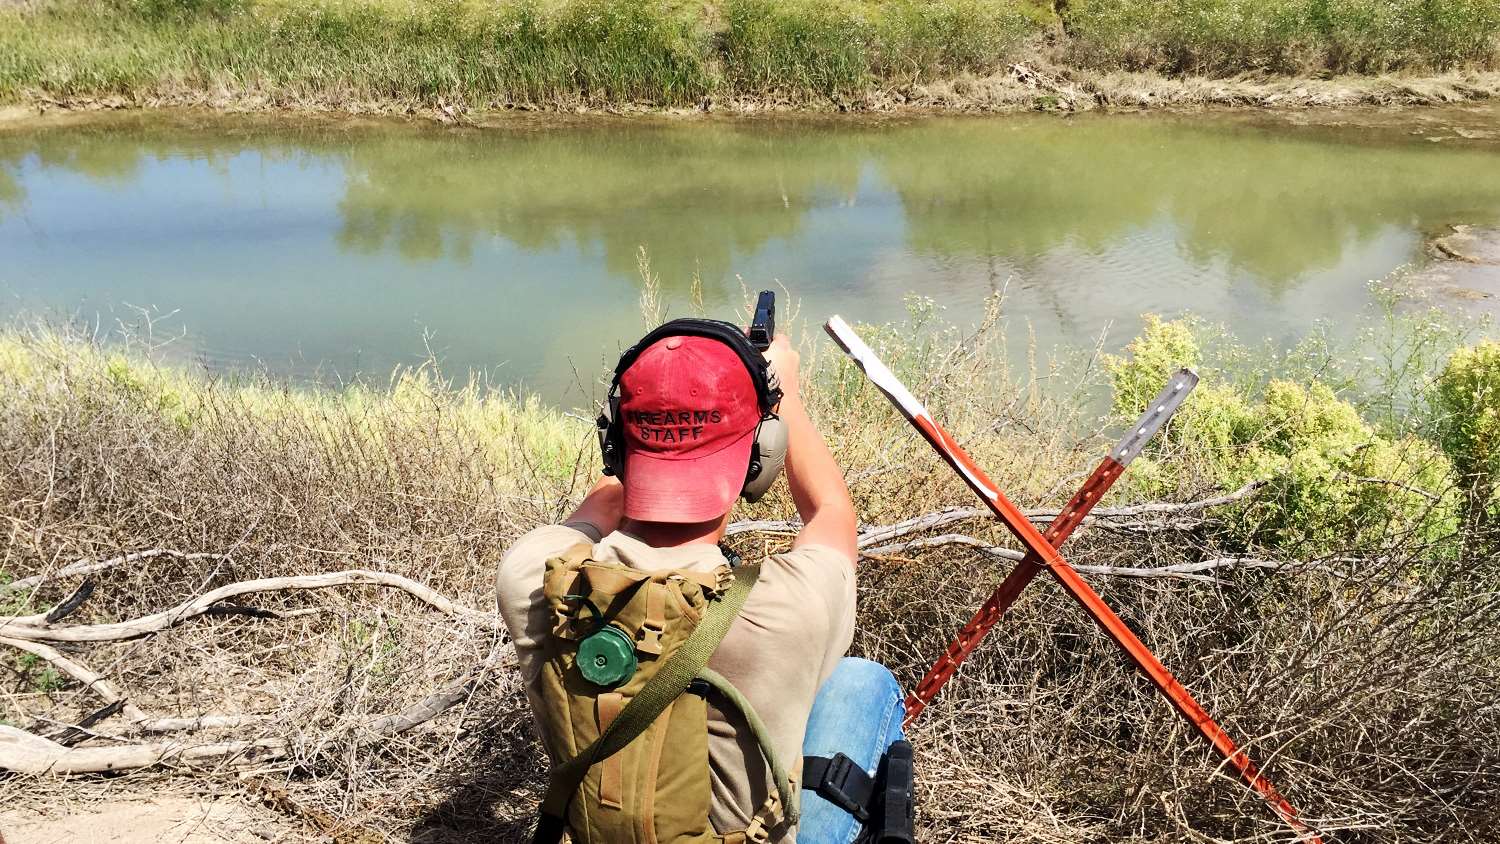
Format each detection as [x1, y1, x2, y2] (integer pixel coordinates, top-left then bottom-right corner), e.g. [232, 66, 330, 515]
[1, 110, 1497, 403]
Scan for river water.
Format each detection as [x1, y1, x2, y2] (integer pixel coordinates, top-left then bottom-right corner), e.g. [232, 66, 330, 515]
[2, 107, 1498, 404]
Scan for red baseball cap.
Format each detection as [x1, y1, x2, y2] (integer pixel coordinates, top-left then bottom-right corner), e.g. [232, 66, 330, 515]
[618, 335, 762, 523]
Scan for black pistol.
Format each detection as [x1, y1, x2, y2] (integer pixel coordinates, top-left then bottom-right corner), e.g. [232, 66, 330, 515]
[749, 290, 775, 351]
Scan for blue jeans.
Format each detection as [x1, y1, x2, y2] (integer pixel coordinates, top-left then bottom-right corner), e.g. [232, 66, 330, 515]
[797, 658, 906, 844]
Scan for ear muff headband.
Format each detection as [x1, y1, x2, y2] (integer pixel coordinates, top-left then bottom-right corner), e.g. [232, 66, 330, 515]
[608, 318, 780, 412]
[597, 318, 787, 505]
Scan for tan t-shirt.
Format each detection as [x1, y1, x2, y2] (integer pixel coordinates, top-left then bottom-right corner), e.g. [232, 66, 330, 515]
[495, 524, 856, 842]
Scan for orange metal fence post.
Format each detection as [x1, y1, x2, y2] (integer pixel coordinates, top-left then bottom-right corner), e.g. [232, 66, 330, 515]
[826, 316, 1321, 844]
[904, 369, 1197, 725]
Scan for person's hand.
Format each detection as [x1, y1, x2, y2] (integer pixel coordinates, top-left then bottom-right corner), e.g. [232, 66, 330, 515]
[762, 333, 800, 402]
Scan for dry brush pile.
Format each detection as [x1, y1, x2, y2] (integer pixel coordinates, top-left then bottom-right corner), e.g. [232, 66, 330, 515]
[1, 303, 1498, 842]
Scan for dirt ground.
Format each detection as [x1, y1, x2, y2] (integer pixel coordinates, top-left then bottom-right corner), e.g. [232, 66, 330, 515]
[0, 796, 298, 844]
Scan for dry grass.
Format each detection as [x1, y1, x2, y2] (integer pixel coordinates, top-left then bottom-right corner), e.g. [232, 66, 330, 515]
[0, 305, 1497, 842]
[893, 64, 1500, 113]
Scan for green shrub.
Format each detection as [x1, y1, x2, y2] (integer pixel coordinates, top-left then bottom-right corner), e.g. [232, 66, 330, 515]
[1106, 315, 1201, 416]
[1433, 340, 1500, 536]
[1236, 381, 1455, 552]
[1107, 317, 1457, 554]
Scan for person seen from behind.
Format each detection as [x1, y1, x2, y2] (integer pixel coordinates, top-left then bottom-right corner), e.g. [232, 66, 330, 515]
[496, 316, 907, 844]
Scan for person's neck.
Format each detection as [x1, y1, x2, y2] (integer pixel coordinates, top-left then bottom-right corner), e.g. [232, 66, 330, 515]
[620, 515, 727, 549]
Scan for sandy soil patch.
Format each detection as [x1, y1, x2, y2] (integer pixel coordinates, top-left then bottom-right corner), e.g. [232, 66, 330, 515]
[0, 796, 289, 844]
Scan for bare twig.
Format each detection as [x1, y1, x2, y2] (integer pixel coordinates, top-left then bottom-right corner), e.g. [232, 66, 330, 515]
[2, 550, 232, 593]
[0, 570, 494, 642]
[1338, 473, 1444, 502]
[362, 645, 515, 736]
[1025, 480, 1268, 521]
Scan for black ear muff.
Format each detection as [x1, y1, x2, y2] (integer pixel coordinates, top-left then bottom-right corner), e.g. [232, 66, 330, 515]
[596, 393, 625, 478]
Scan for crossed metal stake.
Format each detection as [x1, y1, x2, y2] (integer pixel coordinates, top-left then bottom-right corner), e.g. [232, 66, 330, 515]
[825, 316, 1321, 843]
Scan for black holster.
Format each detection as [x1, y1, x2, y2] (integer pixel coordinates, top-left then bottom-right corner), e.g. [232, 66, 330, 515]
[802, 739, 917, 844]
[872, 740, 915, 844]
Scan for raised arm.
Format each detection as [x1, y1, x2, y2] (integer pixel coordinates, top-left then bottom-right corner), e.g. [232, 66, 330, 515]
[764, 335, 858, 562]
[563, 474, 624, 539]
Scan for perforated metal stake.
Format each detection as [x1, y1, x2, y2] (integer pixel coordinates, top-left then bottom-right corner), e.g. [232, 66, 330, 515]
[825, 315, 1322, 844]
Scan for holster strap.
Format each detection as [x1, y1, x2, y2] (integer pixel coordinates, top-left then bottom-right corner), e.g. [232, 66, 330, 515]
[801, 753, 874, 823]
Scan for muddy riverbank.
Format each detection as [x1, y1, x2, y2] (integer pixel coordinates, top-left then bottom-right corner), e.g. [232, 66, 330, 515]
[6, 66, 1500, 125]
[1407, 225, 1500, 322]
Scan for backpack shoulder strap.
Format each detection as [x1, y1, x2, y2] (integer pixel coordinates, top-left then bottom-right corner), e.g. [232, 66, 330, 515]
[532, 563, 762, 844]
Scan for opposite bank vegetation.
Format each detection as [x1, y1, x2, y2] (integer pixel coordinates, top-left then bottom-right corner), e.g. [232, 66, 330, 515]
[1, 297, 1498, 841]
[2, 0, 1500, 115]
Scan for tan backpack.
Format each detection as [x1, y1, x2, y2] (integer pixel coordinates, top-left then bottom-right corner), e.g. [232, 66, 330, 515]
[531, 543, 797, 844]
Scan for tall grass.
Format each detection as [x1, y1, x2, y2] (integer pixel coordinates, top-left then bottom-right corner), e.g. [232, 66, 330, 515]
[1062, 0, 1500, 75]
[721, 0, 1045, 98]
[1, 0, 718, 107]
[6, 0, 1494, 110]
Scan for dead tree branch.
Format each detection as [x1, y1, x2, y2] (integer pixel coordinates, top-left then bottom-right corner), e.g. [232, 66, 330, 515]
[860, 533, 1351, 584]
[2, 550, 231, 593]
[0, 725, 287, 775]
[0, 570, 494, 642]
[731, 481, 1269, 548]
[0, 636, 148, 723]
[0, 643, 520, 775]
[862, 533, 1025, 561]
[136, 715, 271, 734]
[1025, 480, 1268, 521]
